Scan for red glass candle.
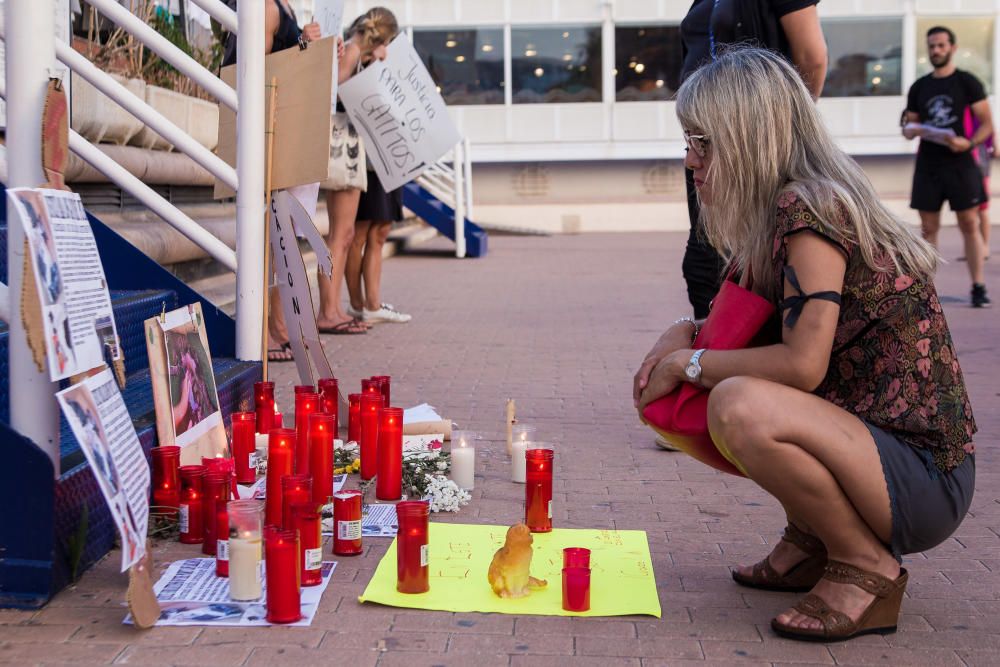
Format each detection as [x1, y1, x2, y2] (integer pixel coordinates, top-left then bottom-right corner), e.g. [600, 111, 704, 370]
[265, 429, 295, 527]
[151, 445, 181, 517]
[294, 392, 319, 475]
[359, 394, 381, 481]
[290, 502, 322, 587]
[317, 377, 339, 432]
[265, 528, 302, 624]
[563, 547, 591, 569]
[294, 384, 315, 394]
[332, 490, 363, 556]
[254, 381, 275, 434]
[370, 375, 391, 406]
[562, 567, 591, 612]
[202, 471, 229, 555]
[281, 474, 312, 530]
[231, 412, 257, 484]
[274, 411, 283, 428]
[178, 465, 205, 544]
[347, 393, 361, 443]
[361, 378, 380, 399]
[216, 505, 229, 577]
[308, 413, 335, 506]
[525, 448, 554, 533]
[376, 407, 403, 500]
[203, 456, 238, 501]
[396, 501, 430, 594]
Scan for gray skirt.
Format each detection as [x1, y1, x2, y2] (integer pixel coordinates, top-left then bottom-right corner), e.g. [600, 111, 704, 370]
[868, 422, 975, 558]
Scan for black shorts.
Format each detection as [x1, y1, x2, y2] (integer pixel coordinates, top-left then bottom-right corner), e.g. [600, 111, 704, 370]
[910, 165, 986, 212]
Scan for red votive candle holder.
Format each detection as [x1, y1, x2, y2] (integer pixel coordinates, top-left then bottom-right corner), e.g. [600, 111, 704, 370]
[294, 392, 319, 475]
[359, 394, 381, 480]
[294, 384, 315, 394]
[151, 445, 181, 517]
[216, 505, 229, 577]
[396, 500, 430, 594]
[265, 429, 296, 527]
[376, 406, 403, 500]
[203, 456, 238, 501]
[370, 375, 391, 407]
[347, 393, 361, 443]
[525, 448, 554, 533]
[265, 528, 302, 624]
[202, 471, 230, 555]
[360, 377, 380, 399]
[333, 490, 363, 556]
[563, 547, 591, 569]
[290, 502, 322, 587]
[562, 567, 591, 612]
[274, 410, 284, 428]
[178, 465, 205, 544]
[254, 381, 275, 434]
[281, 474, 312, 530]
[308, 413, 335, 506]
[317, 377, 339, 429]
[231, 411, 257, 484]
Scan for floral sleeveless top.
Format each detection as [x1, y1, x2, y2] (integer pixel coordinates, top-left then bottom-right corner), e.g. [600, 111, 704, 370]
[771, 192, 976, 473]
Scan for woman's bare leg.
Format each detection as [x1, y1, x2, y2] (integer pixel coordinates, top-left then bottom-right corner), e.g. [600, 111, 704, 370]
[317, 188, 362, 329]
[707, 376, 900, 631]
[362, 221, 391, 310]
[346, 220, 371, 312]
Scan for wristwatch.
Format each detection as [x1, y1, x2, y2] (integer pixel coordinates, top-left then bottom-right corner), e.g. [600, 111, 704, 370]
[685, 349, 706, 385]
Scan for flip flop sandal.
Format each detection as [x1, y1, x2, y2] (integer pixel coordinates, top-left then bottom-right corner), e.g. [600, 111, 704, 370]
[267, 342, 294, 362]
[771, 560, 908, 642]
[319, 319, 367, 335]
[732, 523, 827, 592]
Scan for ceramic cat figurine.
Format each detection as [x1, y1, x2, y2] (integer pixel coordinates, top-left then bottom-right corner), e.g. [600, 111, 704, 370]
[487, 523, 548, 598]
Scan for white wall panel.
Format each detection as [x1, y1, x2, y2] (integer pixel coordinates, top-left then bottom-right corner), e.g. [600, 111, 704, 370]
[510, 106, 558, 141]
[510, 0, 555, 22]
[460, 0, 507, 24]
[613, 103, 661, 140]
[557, 103, 605, 140]
[458, 107, 509, 143]
[411, 0, 457, 25]
[556, 0, 604, 21]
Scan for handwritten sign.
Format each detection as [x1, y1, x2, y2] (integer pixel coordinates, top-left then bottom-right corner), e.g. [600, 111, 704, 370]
[338, 34, 461, 191]
[314, 0, 345, 40]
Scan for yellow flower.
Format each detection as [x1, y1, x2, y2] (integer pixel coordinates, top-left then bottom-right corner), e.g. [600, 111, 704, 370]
[352, 458, 361, 467]
[334, 467, 344, 474]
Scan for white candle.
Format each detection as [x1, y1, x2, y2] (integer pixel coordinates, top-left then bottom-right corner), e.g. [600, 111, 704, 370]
[451, 441, 475, 490]
[228, 535, 262, 601]
[511, 440, 527, 483]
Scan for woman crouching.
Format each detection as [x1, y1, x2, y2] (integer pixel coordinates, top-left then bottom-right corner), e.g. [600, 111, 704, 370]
[635, 47, 976, 641]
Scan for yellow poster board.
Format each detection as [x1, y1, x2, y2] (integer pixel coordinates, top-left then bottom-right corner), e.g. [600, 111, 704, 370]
[359, 523, 661, 618]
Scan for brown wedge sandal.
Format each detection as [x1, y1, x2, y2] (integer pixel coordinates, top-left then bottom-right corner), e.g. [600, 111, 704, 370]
[732, 523, 827, 592]
[770, 560, 909, 642]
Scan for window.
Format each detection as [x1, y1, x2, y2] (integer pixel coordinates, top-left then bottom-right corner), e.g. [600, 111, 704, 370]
[615, 26, 683, 101]
[511, 26, 602, 103]
[821, 19, 902, 97]
[413, 29, 505, 105]
[915, 18, 993, 94]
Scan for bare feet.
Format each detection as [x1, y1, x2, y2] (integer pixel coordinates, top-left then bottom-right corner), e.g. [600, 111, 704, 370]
[773, 550, 900, 632]
[267, 336, 293, 362]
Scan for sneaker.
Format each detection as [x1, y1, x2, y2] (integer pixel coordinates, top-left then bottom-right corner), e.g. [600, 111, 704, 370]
[363, 302, 412, 323]
[972, 283, 991, 308]
[346, 304, 363, 319]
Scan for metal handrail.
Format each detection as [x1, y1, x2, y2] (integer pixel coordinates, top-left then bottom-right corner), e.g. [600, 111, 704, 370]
[190, 0, 237, 34]
[413, 141, 475, 257]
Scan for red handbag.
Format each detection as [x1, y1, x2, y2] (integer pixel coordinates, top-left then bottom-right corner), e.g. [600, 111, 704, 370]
[641, 278, 776, 477]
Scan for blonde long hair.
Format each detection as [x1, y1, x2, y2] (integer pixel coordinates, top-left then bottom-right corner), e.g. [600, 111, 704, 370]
[676, 47, 938, 302]
[347, 6, 399, 54]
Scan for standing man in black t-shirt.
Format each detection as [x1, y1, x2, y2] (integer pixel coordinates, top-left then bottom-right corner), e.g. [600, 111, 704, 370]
[903, 26, 992, 307]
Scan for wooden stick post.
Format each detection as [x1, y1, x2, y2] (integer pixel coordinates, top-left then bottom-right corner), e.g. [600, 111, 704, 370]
[261, 76, 279, 380]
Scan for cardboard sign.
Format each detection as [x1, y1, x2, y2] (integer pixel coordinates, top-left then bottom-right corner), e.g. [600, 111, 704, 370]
[216, 36, 336, 198]
[57, 369, 150, 571]
[339, 34, 461, 191]
[7, 187, 121, 381]
[270, 191, 335, 385]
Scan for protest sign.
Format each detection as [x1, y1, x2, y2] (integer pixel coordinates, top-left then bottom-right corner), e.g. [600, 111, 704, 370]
[57, 369, 149, 571]
[314, 0, 345, 111]
[339, 34, 461, 191]
[270, 191, 336, 386]
[7, 188, 121, 381]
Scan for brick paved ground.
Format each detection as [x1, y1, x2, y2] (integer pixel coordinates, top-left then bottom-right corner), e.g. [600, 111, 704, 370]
[1, 227, 997, 665]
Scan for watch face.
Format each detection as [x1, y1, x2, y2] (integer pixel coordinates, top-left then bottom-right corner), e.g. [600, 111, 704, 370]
[685, 365, 698, 379]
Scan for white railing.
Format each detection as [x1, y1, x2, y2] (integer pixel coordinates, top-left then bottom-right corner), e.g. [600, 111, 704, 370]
[3, 0, 265, 472]
[414, 137, 474, 258]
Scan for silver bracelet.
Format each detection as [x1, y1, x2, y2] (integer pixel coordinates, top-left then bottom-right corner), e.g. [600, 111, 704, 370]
[672, 316, 700, 343]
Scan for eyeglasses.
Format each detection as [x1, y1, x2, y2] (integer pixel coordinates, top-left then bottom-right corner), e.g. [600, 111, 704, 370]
[684, 132, 711, 158]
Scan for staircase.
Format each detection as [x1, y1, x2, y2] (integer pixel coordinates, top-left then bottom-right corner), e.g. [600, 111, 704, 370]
[402, 182, 488, 258]
[0, 186, 260, 608]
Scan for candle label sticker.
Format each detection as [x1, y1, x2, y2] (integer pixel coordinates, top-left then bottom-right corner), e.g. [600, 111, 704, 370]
[217, 540, 229, 561]
[306, 547, 322, 571]
[179, 504, 189, 533]
[248, 452, 258, 470]
[548, 500, 553, 519]
[420, 544, 429, 567]
[338, 519, 362, 540]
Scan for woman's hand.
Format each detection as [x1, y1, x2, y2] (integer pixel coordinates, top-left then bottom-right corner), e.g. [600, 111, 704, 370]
[636, 349, 690, 414]
[633, 321, 696, 406]
[301, 22, 322, 42]
[336, 36, 345, 59]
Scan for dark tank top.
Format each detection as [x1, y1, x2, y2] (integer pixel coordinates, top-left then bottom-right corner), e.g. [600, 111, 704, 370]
[222, 0, 301, 67]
